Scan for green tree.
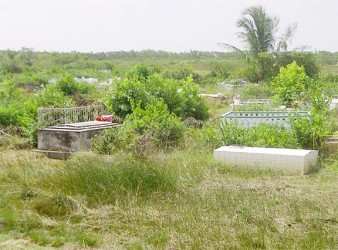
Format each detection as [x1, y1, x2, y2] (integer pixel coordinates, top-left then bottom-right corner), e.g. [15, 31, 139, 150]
[271, 62, 311, 106]
[221, 5, 297, 81]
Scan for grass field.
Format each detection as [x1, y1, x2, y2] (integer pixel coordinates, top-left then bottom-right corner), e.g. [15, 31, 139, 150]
[0, 148, 337, 249]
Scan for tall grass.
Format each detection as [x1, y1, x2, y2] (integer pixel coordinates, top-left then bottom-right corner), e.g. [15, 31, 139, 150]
[0, 149, 337, 249]
[50, 153, 178, 205]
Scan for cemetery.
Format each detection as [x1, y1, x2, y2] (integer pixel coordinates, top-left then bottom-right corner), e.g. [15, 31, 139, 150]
[0, 12, 337, 246]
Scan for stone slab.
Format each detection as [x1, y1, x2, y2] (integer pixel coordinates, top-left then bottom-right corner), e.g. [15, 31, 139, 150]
[38, 121, 119, 159]
[214, 146, 318, 175]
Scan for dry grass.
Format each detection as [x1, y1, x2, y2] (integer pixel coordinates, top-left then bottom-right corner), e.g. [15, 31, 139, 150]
[0, 149, 337, 249]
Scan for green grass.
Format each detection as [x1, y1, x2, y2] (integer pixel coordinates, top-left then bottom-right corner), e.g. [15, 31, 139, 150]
[0, 148, 337, 249]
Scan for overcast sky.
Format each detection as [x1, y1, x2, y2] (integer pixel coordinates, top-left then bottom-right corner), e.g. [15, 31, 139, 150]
[0, 0, 337, 53]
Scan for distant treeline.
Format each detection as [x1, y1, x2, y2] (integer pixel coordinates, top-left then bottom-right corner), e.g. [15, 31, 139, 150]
[87, 50, 242, 60]
[0, 49, 337, 64]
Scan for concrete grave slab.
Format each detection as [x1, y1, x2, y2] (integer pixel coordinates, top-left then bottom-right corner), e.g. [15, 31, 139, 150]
[214, 146, 318, 175]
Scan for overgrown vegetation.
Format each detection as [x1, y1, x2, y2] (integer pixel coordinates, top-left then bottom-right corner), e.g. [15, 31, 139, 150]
[0, 41, 338, 248]
[0, 149, 337, 249]
[106, 72, 209, 120]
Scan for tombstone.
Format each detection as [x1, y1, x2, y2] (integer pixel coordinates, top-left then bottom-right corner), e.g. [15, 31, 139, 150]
[214, 146, 318, 175]
[38, 121, 119, 159]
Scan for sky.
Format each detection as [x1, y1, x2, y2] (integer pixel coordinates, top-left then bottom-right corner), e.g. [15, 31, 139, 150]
[0, 0, 337, 53]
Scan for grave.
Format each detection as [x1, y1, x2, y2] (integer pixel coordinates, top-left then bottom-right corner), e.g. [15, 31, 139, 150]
[37, 105, 118, 159]
[38, 121, 119, 159]
[220, 111, 309, 129]
[214, 146, 318, 175]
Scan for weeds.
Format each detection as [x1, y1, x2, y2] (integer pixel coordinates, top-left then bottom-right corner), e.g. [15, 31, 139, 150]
[0, 149, 337, 249]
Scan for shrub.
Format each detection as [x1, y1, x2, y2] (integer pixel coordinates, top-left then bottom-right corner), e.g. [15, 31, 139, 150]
[55, 74, 93, 96]
[106, 73, 209, 120]
[0, 104, 23, 127]
[94, 99, 185, 154]
[0, 82, 26, 127]
[34, 84, 73, 108]
[106, 76, 149, 119]
[271, 62, 313, 106]
[275, 52, 319, 79]
[290, 87, 334, 149]
[126, 64, 162, 80]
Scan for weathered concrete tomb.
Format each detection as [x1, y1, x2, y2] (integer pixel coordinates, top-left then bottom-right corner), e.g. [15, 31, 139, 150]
[36, 105, 118, 159]
[214, 146, 318, 175]
[38, 121, 118, 159]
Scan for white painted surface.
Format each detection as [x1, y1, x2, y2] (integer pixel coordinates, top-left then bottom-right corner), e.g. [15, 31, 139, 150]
[214, 146, 318, 175]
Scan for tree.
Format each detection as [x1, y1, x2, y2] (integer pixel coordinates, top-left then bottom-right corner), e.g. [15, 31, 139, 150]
[271, 62, 311, 106]
[220, 5, 297, 81]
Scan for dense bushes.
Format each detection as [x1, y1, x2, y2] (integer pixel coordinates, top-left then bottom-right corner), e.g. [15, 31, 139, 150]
[275, 52, 319, 79]
[55, 74, 93, 96]
[93, 99, 184, 154]
[102, 68, 210, 154]
[0, 80, 76, 144]
[0, 82, 26, 127]
[106, 73, 209, 120]
[271, 62, 334, 149]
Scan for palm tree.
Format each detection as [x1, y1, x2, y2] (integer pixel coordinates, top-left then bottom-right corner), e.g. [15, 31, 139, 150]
[220, 6, 297, 81]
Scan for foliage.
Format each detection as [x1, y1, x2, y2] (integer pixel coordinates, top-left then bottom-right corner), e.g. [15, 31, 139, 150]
[0, 81, 24, 105]
[0, 49, 35, 73]
[219, 122, 299, 148]
[275, 52, 319, 79]
[106, 76, 149, 118]
[0, 82, 26, 127]
[163, 66, 203, 83]
[55, 74, 93, 96]
[221, 5, 297, 81]
[0, 80, 75, 144]
[106, 72, 209, 120]
[94, 99, 185, 154]
[271, 62, 312, 106]
[239, 83, 271, 100]
[271, 62, 333, 149]
[0, 104, 23, 127]
[290, 87, 334, 149]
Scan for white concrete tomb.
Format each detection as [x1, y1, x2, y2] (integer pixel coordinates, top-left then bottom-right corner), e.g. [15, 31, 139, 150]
[214, 146, 318, 175]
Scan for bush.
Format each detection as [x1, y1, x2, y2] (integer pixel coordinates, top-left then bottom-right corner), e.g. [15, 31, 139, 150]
[0, 104, 23, 127]
[290, 88, 334, 149]
[106, 76, 149, 118]
[55, 74, 93, 96]
[106, 73, 209, 120]
[0, 82, 26, 127]
[275, 52, 319, 79]
[271, 62, 313, 106]
[126, 64, 162, 80]
[94, 99, 185, 154]
[34, 84, 73, 108]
